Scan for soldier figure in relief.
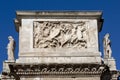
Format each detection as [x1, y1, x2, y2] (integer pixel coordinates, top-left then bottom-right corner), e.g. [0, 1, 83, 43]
[103, 33, 112, 58]
[7, 36, 15, 61]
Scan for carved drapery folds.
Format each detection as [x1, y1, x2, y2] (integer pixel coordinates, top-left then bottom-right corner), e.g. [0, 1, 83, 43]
[103, 33, 112, 59]
[7, 36, 15, 61]
[33, 21, 88, 48]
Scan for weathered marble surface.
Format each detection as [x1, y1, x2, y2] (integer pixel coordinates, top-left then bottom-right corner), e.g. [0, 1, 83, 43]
[103, 33, 112, 59]
[19, 19, 99, 55]
[14, 11, 103, 64]
[7, 36, 15, 61]
[2, 11, 120, 80]
[16, 56, 101, 63]
[104, 58, 116, 70]
[21, 77, 100, 80]
[103, 33, 116, 70]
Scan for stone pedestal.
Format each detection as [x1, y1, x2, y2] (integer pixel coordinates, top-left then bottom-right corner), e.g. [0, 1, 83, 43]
[3, 61, 15, 73]
[104, 58, 116, 70]
[2, 61, 15, 80]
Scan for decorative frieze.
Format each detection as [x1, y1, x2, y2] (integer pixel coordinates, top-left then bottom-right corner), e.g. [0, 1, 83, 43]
[9, 63, 107, 76]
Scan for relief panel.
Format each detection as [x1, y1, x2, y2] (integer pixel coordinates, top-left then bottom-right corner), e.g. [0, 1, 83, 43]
[33, 21, 97, 50]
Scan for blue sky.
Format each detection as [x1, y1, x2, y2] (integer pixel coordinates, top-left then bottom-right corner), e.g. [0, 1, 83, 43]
[0, 0, 120, 72]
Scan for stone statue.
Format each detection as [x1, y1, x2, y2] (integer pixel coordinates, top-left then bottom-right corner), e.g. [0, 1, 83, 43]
[7, 36, 15, 61]
[103, 33, 112, 58]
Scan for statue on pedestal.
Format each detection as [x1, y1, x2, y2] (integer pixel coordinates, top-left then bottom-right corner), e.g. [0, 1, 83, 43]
[7, 36, 15, 61]
[103, 33, 112, 58]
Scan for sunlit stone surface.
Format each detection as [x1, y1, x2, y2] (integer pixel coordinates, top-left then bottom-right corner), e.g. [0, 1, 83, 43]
[1, 11, 119, 80]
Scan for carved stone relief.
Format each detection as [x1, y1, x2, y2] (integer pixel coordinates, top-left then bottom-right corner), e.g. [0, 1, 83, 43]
[33, 21, 96, 49]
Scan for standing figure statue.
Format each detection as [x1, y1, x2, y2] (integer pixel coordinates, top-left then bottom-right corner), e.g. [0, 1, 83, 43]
[7, 36, 15, 61]
[103, 33, 112, 59]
